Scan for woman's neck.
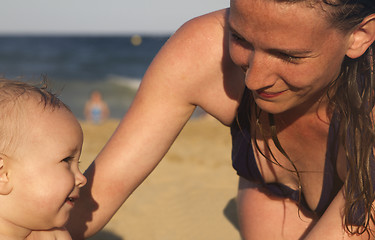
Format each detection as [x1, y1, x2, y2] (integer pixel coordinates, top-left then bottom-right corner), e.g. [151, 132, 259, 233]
[276, 90, 332, 128]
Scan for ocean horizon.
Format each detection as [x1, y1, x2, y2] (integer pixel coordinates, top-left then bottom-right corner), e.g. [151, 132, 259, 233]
[0, 35, 170, 119]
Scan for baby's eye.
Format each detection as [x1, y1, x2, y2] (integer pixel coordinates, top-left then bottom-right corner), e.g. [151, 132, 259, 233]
[61, 157, 73, 164]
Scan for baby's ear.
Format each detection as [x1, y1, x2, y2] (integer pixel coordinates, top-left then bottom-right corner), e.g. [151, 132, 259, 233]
[0, 156, 12, 195]
[346, 14, 375, 59]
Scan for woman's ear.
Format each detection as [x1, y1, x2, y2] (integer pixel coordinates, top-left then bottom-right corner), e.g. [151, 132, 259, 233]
[346, 14, 375, 59]
[0, 156, 12, 195]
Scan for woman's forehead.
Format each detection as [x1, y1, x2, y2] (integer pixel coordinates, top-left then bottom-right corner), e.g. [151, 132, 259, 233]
[229, 0, 324, 15]
[228, 0, 349, 57]
[228, 0, 330, 38]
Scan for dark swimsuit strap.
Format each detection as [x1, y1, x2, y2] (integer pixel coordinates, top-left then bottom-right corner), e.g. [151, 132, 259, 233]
[314, 110, 343, 215]
[266, 112, 342, 216]
[232, 88, 343, 215]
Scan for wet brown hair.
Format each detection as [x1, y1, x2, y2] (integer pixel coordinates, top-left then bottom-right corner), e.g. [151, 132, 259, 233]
[276, 0, 375, 235]
[236, 0, 375, 236]
[313, 0, 375, 235]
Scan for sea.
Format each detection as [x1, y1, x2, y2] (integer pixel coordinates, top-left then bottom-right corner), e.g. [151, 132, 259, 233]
[0, 35, 172, 120]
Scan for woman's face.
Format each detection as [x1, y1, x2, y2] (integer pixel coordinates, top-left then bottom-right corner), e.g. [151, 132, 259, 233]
[228, 0, 352, 114]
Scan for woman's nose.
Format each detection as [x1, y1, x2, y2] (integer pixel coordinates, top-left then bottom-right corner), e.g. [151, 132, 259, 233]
[244, 53, 276, 90]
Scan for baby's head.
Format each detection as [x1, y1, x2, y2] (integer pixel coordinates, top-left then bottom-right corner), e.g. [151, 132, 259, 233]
[0, 79, 86, 237]
[0, 79, 69, 155]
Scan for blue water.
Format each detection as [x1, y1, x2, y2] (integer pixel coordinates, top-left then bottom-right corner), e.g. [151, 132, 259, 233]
[0, 35, 170, 119]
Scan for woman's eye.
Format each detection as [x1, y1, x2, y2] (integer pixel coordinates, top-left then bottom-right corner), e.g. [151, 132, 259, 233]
[230, 32, 243, 42]
[280, 53, 302, 64]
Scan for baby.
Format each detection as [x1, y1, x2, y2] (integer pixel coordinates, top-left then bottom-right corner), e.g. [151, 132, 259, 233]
[0, 79, 87, 239]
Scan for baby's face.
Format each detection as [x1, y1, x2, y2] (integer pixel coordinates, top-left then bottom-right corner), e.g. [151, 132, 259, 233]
[5, 103, 87, 230]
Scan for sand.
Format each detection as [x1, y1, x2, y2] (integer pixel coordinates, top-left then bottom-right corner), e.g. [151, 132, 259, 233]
[79, 115, 241, 240]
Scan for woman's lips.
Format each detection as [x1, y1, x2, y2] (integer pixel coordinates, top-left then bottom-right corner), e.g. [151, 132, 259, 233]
[256, 89, 287, 99]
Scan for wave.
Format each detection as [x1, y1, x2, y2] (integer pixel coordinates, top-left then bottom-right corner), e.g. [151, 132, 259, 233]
[106, 74, 141, 91]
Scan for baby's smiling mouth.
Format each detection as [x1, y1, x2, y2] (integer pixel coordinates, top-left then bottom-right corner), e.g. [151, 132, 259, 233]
[66, 196, 78, 205]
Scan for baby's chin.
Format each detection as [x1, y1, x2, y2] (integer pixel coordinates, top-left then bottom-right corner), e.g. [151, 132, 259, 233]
[49, 208, 73, 229]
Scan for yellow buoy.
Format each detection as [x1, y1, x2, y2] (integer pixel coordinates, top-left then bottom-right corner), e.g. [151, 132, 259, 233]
[130, 34, 142, 46]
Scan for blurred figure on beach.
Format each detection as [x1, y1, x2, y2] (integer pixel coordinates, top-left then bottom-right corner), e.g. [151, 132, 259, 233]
[84, 90, 110, 124]
[0, 79, 86, 240]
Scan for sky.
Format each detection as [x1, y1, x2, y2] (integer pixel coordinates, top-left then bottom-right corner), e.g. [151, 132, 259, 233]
[0, 0, 229, 35]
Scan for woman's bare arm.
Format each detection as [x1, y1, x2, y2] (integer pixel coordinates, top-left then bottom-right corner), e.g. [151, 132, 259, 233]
[67, 9, 244, 239]
[237, 177, 317, 240]
[304, 188, 374, 240]
[238, 179, 374, 240]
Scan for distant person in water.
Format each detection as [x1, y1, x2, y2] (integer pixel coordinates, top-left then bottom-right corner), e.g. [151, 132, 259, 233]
[84, 90, 110, 124]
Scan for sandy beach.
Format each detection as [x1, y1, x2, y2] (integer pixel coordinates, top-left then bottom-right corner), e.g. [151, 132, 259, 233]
[79, 115, 241, 240]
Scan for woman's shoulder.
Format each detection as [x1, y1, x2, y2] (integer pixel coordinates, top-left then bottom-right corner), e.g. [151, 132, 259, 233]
[172, 9, 244, 125]
[179, 9, 228, 33]
[143, 8, 243, 125]
[165, 9, 228, 53]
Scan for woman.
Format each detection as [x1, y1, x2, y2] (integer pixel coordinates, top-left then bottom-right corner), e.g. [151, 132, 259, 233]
[29, 0, 375, 239]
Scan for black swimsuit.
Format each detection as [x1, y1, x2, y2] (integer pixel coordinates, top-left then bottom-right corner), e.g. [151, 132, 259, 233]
[230, 89, 343, 216]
